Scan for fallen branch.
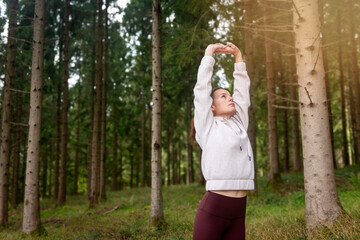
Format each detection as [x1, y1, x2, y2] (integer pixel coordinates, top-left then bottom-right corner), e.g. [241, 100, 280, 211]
[101, 205, 121, 215]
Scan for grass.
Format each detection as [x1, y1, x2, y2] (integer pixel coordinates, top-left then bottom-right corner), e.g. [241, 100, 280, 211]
[1, 166, 359, 240]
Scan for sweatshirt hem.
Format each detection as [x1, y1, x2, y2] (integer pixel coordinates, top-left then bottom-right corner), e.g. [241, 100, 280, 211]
[206, 179, 254, 191]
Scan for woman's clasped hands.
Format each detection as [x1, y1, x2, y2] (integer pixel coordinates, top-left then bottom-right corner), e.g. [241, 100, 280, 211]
[204, 42, 243, 63]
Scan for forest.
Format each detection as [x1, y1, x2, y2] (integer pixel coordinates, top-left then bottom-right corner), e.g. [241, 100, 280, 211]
[0, 0, 359, 239]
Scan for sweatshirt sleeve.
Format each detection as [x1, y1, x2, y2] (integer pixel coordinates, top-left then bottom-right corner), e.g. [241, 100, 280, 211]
[193, 56, 215, 149]
[232, 62, 251, 130]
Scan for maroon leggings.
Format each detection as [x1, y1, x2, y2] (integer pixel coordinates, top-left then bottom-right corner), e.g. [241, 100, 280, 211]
[193, 191, 247, 240]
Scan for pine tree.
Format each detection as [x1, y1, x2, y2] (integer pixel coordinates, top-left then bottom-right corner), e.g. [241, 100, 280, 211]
[23, 0, 45, 234]
[293, 0, 343, 228]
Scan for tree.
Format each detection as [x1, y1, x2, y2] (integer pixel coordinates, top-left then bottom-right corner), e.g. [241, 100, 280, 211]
[347, 0, 360, 164]
[278, 49, 290, 173]
[293, 0, 343, 229]
[264, 1, 281, 186]
[150, 0, 165, 228]
[23, 0, 45, 234]
[99, 0, 109, 200]
[337, 8, 349, 166]
[0, 0, 18, 226]
[58, 0, 70, 206]
[244, 0, 258, 193]
[89, 0, 103, 208]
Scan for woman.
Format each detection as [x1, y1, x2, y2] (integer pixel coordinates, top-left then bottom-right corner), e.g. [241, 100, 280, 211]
[193, 42, 254, 240]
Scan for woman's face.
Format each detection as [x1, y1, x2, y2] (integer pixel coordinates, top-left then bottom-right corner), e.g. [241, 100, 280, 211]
[211, 89, 236, 119]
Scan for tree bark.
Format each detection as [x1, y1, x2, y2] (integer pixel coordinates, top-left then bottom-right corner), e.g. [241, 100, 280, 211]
[293, 0, 343, 229]
[337, 9, 349, 166]
[90, 0, 103, 208]
[119, 150, 123, 191]
[264, 2, 281, 185]
[141, 89, 146, 187]
[87, 1, 97, 200]
[111, 105, 118, 191]
[48, 141, 53, 198]
[347, 0, 360, 164]
[0, 0, 18, 225]
[349, 81, 357, 163]
[22, 0, 45, 234]
[150, 0, 165, 227]
[99, 0, 109, 200]
[278, 49, 290, 173]
[166, 119, 171, 186]
[171, 123, 176, 185]
[54, 72, 61, 201]
[57, 0, 70, 206]
[74, 79, 81, 195]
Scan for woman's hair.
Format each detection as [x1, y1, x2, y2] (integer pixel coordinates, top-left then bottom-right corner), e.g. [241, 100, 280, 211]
[210, 87, 224, 99]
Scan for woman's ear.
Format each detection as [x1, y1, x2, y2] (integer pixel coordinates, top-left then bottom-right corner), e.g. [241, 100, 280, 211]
[211, 104, 215, 113]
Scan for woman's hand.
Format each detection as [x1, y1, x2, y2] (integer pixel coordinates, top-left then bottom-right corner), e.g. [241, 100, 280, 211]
[204, 43, 227, 57]
[221, 42, 243, 63]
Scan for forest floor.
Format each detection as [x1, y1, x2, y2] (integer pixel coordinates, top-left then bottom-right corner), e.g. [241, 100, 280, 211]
[1, 165, 359, 240]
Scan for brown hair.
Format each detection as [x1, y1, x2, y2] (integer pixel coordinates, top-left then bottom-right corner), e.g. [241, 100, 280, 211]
[210, 87, 224, 99]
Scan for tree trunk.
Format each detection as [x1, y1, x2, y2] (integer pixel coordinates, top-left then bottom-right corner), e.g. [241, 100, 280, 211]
[99, 0, 109, 200]
[337, 9, 349, 166]
[119, 151, 123, 191]
[166, 120, 171, 186]
[347, 0, 360, 164]
[289, 55, 302, 171]
[150, 0, 165, 227]
[57, 0, 70, 206]
[48, 141, 53, 198]
[293, 0, 343, 229]
[111, 105, 118, 191]
[90, 0, 103, 208]
[54, 73, 61, 201]
[171, 123, 176, 185]
[264, 2, 281, 186]
[87, 3, 97, 200]
[22, 0, 45, 234]
[0, 0, 18, 225]
[74, 80, 81, 195]
[244, 0, 258, 194]
[349, 82, 357, 163]
[136, 154, 140, 187]
[278, 49, 290, 173]
[141, 90, 146, 187]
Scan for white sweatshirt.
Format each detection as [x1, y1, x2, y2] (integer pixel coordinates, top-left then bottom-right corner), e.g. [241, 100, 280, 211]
[194, 56, 254, 191]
